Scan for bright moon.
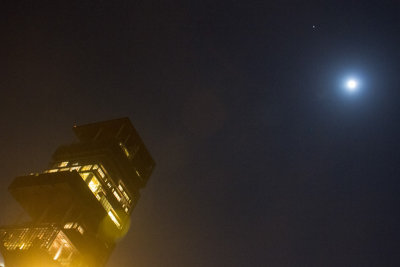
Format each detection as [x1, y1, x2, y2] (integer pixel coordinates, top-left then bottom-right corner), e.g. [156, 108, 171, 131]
[346, 79, 358, 91]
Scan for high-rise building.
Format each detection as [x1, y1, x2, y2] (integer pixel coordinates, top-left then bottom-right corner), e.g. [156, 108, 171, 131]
[0, 118, 155, 267]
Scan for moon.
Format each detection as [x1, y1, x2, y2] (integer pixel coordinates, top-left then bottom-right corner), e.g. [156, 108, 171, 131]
[346, 79, 358, 92]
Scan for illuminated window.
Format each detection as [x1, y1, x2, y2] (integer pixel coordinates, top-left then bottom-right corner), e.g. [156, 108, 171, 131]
[113, 191, 122, 202]
[58, 161, 69, 167]
[136, 170, 141, 177]
[79, 172, 92, 181]
[88, 176, 100, 193]
[47, 169, 58, 173]
[64, 222, 84, 235]
[97, 167, 105, 178]
[59, 167, 69, 172]
[100, 196, 112, 211]
[48, 231, 78, 264]
[92, 164, 99, 170]
[121, 190, 131, 202]
[70, 166, 80, 172]
[108, 210, 121, 229]
[119, 142, 131, 158]
[77, 226, 85, 235]
[64, 223, 73, 229]
[81, 165, 92, 171]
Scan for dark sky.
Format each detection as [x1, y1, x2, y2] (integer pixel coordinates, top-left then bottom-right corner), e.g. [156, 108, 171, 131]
[1, 1, 400, 266]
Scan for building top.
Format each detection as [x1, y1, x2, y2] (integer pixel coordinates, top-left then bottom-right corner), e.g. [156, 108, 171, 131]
[73, 117, 140, 144]
[71, 118, 155, 185]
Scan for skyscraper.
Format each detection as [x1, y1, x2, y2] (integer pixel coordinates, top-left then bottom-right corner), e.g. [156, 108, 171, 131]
[0, 118, 155, 267]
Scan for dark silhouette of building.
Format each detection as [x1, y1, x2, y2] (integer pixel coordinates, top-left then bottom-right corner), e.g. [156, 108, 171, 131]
[0, 118, 155, 266]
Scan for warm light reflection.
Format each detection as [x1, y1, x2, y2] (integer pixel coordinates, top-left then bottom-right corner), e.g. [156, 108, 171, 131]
[108, 210, 121, 229]
[58, 161, 69, 167]
[88, 176, 100, 193]
[119, 142, 131, 158]
[53, 244, 63, 260]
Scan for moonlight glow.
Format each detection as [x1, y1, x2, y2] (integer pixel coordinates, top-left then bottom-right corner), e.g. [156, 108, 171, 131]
[346, 79, 358, 92]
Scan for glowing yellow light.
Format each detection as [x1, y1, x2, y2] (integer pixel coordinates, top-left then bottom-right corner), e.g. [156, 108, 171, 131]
[79, 172, 91, 181]
[58, 161, 69, 167]
[64, 222, 73, 229]
[77, 226, 85, 235]
[119, 142, 130, 158]
[53, 244, 63, 260]
[121, 190, 130, 202]
[113, 190, 122, 202]
[70, 166, 81, 172]
[97, 167, 106, 178]
[88, 177, 100, 193]
[81, 165, 92, 171]
[108, 210, 121, 229]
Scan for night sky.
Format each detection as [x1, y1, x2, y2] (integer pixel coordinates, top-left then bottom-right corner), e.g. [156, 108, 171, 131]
[1, 1, 400, 266]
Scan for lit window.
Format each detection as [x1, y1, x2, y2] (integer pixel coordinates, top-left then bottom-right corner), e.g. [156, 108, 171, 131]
[64, 223, 73, 229]
[70, 166, 81, 172]
[100, 197, 112, 211]
[79, 172, 91, 181]
[59, 168, 69, 172]
[118, 184, 124, 191]
[97, 167, 105, 178]
[119, 142, 130, 158]
[81, 165, 92, 171]
[88, 177, 100, 193]
[58, 161, 69, 167]
[121, 191, 130, 202]
[113, 191, 122, 202]
[77, 226, 85, 235]
[108, 210, 121, 229]
[47, 169, 58, 173]
[136, 170, 141, 177]
[92, 164, 99, 170]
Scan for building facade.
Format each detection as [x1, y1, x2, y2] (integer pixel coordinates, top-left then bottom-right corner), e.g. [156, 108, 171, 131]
[0, 118, 155, 266]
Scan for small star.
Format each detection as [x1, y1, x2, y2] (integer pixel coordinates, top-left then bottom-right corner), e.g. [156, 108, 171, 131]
[312, 25, 316, 29]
